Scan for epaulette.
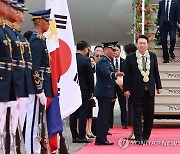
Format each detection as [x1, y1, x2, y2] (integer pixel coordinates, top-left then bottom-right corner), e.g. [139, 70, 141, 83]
[5, 20, 14, 29]
[0, 18, 3, 26]
[13, 23, 21, 32]
[0, 18, 6, 28]
[39, 33, 46, 40]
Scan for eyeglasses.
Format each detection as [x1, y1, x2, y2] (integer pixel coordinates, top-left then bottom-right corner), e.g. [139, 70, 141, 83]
[95, 54, 102, 58]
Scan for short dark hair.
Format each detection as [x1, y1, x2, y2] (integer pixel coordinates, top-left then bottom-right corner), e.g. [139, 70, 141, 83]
[76, 41, 89, 50]
[137, 35, 149, 43]
[124, 43, 137, 55]
[90, 56, 95, 60]
[94, 45, 103, 51]
[24, 31, 33, 41]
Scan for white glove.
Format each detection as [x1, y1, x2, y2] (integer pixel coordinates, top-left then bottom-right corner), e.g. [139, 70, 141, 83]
[36, 93, 47, 106]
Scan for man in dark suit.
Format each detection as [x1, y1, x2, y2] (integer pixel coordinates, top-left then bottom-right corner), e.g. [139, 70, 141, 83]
[69, 41, 94, 143]
[95, 42, 124, 145]
[123, 35, 162, 144]
[109, 44, 127, 129]
[157, 0, 180, 63]
[178, 0, 180, 37]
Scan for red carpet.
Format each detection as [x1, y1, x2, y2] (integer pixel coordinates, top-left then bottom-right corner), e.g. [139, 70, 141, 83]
[76, 126, 180, 154]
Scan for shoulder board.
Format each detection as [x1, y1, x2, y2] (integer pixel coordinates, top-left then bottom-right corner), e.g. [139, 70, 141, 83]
[5, 20, 14, 29]
[0, 18, 3, 26]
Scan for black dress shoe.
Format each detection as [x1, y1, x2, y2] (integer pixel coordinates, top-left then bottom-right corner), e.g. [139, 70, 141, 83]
[95, 141, 114, 145]
[73, 138, 92, 143]
[170, 52, 175, 59]
[72, 138, 78, 143]
[122, 125, 128, 129]
[136, 140, 143, 145]
[163, 60, 169, 63]
[142, 139, 148, 144]
[106, 131, 112, 135]
[125, 134, 135, 140]
[87, 134, 95, 138]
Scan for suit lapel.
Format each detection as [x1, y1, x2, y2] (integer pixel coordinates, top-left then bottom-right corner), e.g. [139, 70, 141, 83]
[162, 0, 166, 13]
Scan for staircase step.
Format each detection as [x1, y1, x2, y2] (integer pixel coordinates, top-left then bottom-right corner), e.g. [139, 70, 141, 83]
[161, 78, 180, 87]
[161, 87, 180, 95]
[155, 94, 180, 104]
[160, 71, 180, 79]
[151, 46, 180, 51]
[154, 50, 180, 56]
[155, 103, 180, 114]
[158, 63, 180, 71]
[150, 33, 180, 39]
[149, 40, 180, 48]
[154, 119, 180, 125]
[157, 55, 180, 63]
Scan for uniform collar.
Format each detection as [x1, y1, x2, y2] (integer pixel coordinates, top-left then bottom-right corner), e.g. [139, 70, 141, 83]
[103, 55, 112, 62]
[13, 23, 21, 32]
[33, 30, 46, 40]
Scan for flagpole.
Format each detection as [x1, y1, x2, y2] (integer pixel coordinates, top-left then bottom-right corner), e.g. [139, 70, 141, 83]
[142, 0, 145, 35]
[133, 0, 136, 44]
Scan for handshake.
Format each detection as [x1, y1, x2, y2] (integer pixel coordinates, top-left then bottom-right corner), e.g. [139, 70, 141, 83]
[115, 71, 124, 88]
[36, 92, 47, 105]
[115, 71, 124, 78]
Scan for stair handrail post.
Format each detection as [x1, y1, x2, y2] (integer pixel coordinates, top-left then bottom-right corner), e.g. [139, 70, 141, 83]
[142, 0, 145, 35]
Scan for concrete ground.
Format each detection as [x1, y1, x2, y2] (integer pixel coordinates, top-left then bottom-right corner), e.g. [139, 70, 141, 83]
[62, 101, 123, 154]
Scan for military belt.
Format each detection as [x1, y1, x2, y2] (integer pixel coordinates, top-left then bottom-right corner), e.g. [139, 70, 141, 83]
[26, 62, 32, 69]
[12, 60, 26, 68]
[0, 62, 12, 71]
[39, 67, 51, 73]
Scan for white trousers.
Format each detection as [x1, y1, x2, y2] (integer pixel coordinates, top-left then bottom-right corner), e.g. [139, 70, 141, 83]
[10, 97, 28, 154]
[0, 102, 8, 135]
[0, 102, 8, 153]
[25, 95, 41, 154]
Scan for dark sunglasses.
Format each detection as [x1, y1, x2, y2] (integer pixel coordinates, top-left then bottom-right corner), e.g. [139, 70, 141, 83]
[95, 54, 102, 58]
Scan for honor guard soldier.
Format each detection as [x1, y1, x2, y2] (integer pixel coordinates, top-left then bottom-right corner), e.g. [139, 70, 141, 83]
[4, 0, 28, 153]
[25, 9, 54, 154]
[14, 0, 36, 132]
[0, 0, 17, 153]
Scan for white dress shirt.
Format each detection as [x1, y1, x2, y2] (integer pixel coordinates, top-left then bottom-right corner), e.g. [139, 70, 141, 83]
[114, 57, 120, 71]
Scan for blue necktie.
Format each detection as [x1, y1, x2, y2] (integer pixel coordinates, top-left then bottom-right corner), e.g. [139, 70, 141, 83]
[142, 56, 146, 71]
[165, 0, 169, 21]
[115, 58, 119, 71]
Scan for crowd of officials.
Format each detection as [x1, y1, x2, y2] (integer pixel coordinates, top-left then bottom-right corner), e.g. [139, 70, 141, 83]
[70, 34, 162, 146]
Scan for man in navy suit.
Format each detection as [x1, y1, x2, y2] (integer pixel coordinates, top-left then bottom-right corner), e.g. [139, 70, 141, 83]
[109, 43, 127, 129]
[124, 35, 162, 144]
[70, 41, 94, 143]
[95, 42, 124, 145]
[178, 0, 180, 37]
[157, 0, 180, 63]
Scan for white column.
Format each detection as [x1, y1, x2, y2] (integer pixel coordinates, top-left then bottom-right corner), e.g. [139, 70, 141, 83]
[142, 0, 145, 35]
